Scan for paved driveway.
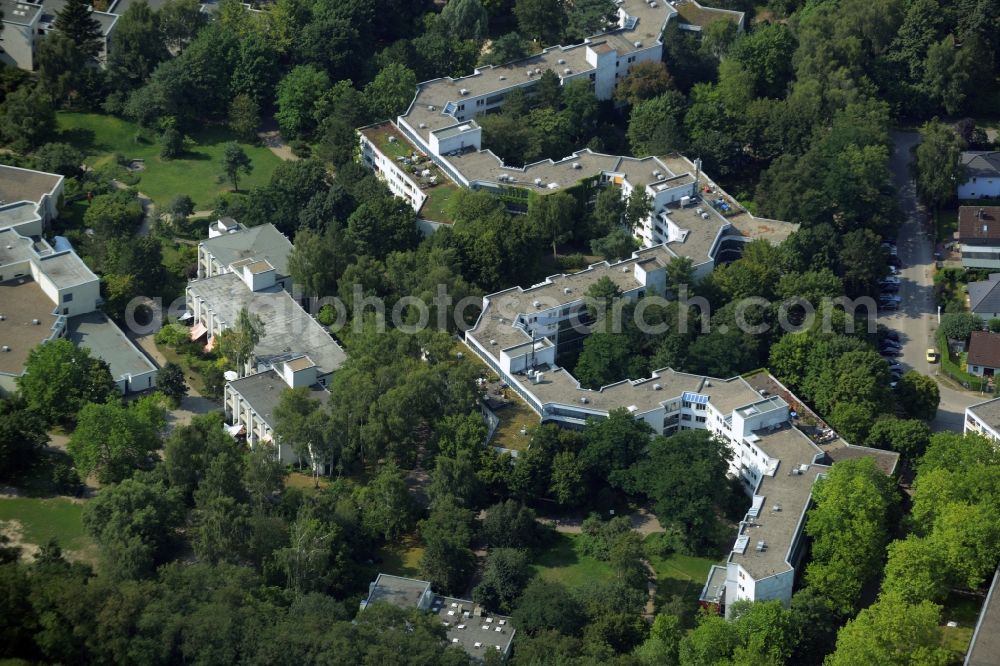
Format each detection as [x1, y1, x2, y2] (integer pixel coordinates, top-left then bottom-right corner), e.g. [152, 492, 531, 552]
[885, 131, 982, 431]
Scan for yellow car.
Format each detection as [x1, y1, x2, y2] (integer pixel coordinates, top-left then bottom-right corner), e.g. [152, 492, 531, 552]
[926, 349, 938, 363]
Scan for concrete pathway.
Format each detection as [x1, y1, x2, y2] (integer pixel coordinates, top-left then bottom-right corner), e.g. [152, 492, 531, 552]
[258, 129, 299, 162]
[129, 332, 219, 430]
[538, 507, 664, 535]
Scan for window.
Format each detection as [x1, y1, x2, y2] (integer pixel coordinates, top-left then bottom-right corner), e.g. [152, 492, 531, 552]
[62, 293, 73, 302]
[695, 403, 706, 411]
[682, 400, 692, 408]
[696, 416, 706, 423]
[681, 414, 691, 421]
[458, 104, 465, 111]
[476, 99, 485, 106]
[589, 73, 596, 81]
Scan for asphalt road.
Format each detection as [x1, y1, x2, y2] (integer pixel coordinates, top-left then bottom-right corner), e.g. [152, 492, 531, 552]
[884, 131, 981, 432]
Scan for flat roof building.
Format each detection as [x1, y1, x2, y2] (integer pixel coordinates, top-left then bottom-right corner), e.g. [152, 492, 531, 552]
[462, 255, 897, 615]
[361, 574, 516, 660]
[965, 396, 1000, 444]
[356, 0, 791, 263]
[197, 221, 294, 290]
[966, 565, 1000, 666]
[0, 166, 158, 396]
[66, 311, 158, 394]
[223, 362, 330, 464]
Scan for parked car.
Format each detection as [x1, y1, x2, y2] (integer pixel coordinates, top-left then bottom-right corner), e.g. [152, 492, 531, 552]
[888, 256, 903, 268]
[881, 285, 900, 294]
[880, 276, 901, 285]
[888, 265, 899, 275]
[879, 302, 899, 311]
[883, 330, 900, 342]
[926, 348, 939, 363]
[880, 343, 902, 352]
[881, 348, 903, 357]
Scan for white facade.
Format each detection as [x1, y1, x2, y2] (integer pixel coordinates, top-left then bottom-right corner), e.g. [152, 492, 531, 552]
[965, 398, 1000, 444]
[358, 129, 429, 212]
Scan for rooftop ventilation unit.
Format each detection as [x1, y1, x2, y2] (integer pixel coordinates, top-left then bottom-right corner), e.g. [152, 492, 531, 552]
[489, 339, 497, 345]
[459, 88, 469, 95]
[622, 266, 629, 273]
[705, 380, 712, 387]
[701, 213, 710, 220]
[634, 41, 642, 48]
[419, 122, 427, 129]
[572, 162, 581, 169]
[563, 287, 571, 294]
[32, 319, 40, 325]
[533, 300, 541, 308]
[533, 372, 544, 384]
[427, 105, 435, 111]
[0, 314, 4, 320]
[695, 207, 703, 214]
[756, 540, 766, 552]
[534, 177, 543, 186]
[535, 68, 542, 74]
[558, 59, 566, 64]
[653, 383, 662, 390]
[526, 70, 534, 77]
[498, 75, 506, 80]
[580, 396, 589, 404]
[564, 68, 572, 75]
[650, 0, 657, 5]
[653, 170, 661, 178]
[1, 346, 8, 352]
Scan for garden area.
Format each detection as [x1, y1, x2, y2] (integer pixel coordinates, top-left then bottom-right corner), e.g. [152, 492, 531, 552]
[154, 322, 226, 400]
[57, 112, 284, 209]
[0, 496, 97, 564]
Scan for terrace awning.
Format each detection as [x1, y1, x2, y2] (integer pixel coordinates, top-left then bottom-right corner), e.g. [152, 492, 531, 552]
[204, 335, 216, 352]
[226, 423, 245, 437]
[189, 321, 207, 340]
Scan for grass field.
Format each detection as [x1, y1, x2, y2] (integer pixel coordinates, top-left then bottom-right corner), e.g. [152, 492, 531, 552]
[647, 550, 720, 617]
[0, 496, 91, 553]
[57, 112, 284, 208]
[377, 536, 425, 579]
[531, 533, 614, 588]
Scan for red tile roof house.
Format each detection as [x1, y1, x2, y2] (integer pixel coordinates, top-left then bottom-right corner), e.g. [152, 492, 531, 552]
[967, 330, 1000, 377]
[959, 206, 1000, 269]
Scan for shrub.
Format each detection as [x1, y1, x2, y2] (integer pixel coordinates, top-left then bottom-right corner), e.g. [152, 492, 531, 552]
[289, 140, 312, 158]
[159, 127, 183, 159]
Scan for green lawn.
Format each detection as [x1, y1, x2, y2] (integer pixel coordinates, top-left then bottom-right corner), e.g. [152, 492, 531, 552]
[0, 496, 91, 552]
[377, 536, 425, 579]
[57, 112, 284, 209]
[531, 533, 614, 588]
[420, 183, 460, 223]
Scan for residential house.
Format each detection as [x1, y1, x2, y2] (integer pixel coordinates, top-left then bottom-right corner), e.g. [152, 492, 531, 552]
[186, 261, 345, 381]
[967, 331, 1000, 377]
[197, 220, 293, 291]
[958, 207, 1000, 269]
[223, 357, 329, 464]
[360, 574, 516, 660]
[965, 397, 1000, 444]
[967, 273, 1000, 319]
[959, 151, 1000, 200]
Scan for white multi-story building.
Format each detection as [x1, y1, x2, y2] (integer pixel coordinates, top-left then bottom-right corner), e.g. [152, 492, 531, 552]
[355, 0, 787, 260]
[462, 250, 899, 614]
[0, 0, 119, 70]
[197, 220, 294, 291]
[223, 356, 329, 463]
[0, 165, 157, 395]
[965, 397, 1000, 444]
